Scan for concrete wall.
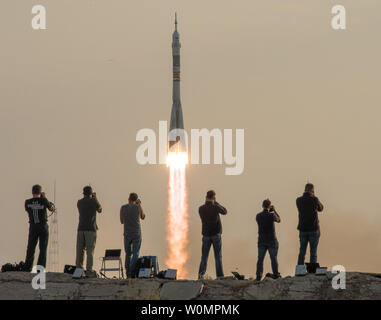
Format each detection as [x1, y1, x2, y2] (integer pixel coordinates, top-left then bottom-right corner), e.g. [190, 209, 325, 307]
[0, 272, 380, 300]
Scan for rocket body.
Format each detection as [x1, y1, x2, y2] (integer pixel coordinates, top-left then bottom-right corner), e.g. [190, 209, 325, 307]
[169, 15, 185, 152]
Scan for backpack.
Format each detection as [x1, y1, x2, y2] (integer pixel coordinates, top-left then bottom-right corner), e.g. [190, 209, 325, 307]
[1, 261, 26, 272]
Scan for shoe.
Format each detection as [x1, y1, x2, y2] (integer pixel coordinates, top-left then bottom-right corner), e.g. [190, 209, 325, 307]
[85, 270, 97, 278]
[255, 276, 261, 281]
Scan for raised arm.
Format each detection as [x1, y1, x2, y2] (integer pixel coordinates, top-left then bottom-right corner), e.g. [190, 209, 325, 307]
[273, 210, 281, 223]
[120, 207, 124, 224]
[48, 202, 55, 212]
[44, 198, 55, 212]
[139, 204, 146, 220]
[315, 197, 324, 212]
[215, 202, 227, 215]
[95, 199, 102, 213]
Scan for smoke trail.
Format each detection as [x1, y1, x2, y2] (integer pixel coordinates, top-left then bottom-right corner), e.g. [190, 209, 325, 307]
[166, 153, 189, 279]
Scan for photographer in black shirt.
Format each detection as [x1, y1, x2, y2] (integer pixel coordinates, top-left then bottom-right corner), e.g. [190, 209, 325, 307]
[256, 199, 281, 281]
[296, 183, 324, 265]
[24, 184, 55, 272]
[198, 190, 227, 279]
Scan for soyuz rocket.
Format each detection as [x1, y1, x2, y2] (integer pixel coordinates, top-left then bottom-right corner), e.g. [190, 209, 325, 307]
[168, 13, 185, 152]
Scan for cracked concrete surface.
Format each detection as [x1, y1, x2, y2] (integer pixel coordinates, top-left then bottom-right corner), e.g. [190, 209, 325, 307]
[0, 272, 380, 300]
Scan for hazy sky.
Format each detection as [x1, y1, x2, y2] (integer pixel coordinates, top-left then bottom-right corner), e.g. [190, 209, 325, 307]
[1, 0, 380, 279]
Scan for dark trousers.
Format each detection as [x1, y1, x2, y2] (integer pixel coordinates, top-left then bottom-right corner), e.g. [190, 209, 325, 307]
[198, 234, 224, 278]
[256, 240, 279, 278]
[25, 223, 49, 271]
[297, 230, 320, 265]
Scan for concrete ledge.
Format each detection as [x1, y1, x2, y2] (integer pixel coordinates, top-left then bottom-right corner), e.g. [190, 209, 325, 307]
[0, 272, 380, 300]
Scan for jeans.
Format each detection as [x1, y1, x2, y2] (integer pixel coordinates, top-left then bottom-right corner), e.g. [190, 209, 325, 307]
[297, 230, 320, 265]
[124, 235, 142, 277]
[76, 230, 97, 271]
[198, 234, 224, 278]
[256, 240, 279, 278]
[25, 223, 49, 271]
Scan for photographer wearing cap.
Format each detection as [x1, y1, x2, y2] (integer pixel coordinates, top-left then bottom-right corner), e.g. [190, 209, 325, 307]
[296, 183, 324, 265]
[24, 184, 55, 272]
[255, 199, 281, 281]
[120, 192, 146, 278]
[76, 186, 102, 277]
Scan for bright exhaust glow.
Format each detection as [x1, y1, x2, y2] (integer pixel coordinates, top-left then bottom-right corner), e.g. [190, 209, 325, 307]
[166, 151, 188, 279]
[166, 151, 188, 169]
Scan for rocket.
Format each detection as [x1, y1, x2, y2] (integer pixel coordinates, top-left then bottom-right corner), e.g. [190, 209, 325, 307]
[169, 13, 186, 152]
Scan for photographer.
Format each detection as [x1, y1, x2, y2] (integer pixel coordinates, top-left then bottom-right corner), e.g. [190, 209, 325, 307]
[120, 193, 146, 278]
[76, 186, 102, 277]
[296, 183, 324, 265]
[255, 199, 281, 281]
[198, 190, 227, 280]
[24, 184, 55, 272]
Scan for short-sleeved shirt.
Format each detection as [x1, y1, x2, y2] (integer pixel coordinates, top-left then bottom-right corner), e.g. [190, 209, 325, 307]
[77, 197, 101, 232]
[25, 197, 52, 224]
[121, 203, 141, 238]
[256, 210, 278, 244]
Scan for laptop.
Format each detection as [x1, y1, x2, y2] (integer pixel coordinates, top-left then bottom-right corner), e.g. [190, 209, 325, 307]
[165, 269, 177, 280]
[72, 268, 84, 279]
[306, 262, 320, 274]
[105, 249, 121, 258]
[64, 265, 76, 275]
[295, 264, 307, 276]
[315, 267, 328, 275]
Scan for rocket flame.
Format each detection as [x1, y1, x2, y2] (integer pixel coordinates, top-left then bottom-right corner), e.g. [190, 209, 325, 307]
[166, 151, 188, 169]
[166, 151, 189, 279]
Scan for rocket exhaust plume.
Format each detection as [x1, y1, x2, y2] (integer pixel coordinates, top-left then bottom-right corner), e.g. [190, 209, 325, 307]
[166, 14, 189, 278]
[166, 151, 188, 279]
